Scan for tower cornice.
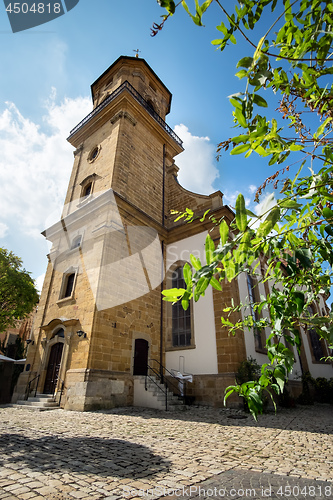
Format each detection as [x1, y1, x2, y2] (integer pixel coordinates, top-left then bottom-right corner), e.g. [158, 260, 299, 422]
[67, 80, 183, 153]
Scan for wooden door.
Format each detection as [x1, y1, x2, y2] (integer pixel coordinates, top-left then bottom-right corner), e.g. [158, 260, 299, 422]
[43, 343, 64, 394]
[133, 339, 149, 375]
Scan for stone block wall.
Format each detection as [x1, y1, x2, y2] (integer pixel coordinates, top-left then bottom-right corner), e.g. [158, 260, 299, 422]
[64, 369, 133, 411]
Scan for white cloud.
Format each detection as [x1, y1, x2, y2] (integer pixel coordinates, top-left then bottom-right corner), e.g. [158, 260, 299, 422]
[248, 184, 257, 194]
[35, 273, 45, 294]
[254, 192, 276, 218]
[223, 190, 251, 209]
[0, 222, 8, 238]
[0, 94, 91, 239]
[173, 124, 219, 194]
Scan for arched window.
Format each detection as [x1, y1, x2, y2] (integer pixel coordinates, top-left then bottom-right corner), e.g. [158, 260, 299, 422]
[80, 174, 96, 202]
[51, 328, 65, 340]
[172, 267, 191, 347]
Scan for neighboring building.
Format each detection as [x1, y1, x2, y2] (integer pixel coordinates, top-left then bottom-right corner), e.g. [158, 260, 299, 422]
[13, 56, 333, 410]
[0, 310, 36, 403]
[0, 311, 35, 359]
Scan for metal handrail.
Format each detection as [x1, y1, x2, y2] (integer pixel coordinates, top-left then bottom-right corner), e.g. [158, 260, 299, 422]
[149, 358, 185, 399]
[67, 80, 183, 148]
[25, 374, 40, 400]
[54, 378, 66, 407]
[145, 366, 168, 411]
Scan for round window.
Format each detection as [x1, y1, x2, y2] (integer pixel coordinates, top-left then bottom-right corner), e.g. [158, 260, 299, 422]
[88, 146, 100, 162]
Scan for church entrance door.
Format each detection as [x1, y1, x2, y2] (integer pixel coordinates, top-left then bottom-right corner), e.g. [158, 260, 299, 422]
[43, 343, 64, 394]
[133, 339, 149, 375]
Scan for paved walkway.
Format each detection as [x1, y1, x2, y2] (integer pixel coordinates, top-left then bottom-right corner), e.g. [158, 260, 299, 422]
[0, 405, 332, 500]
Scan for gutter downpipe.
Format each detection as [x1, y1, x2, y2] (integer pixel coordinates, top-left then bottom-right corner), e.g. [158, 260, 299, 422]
[160, 144, 166, 384]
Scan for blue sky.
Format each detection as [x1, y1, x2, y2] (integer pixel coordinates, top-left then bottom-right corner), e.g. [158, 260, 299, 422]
[0, 0, 286, 290]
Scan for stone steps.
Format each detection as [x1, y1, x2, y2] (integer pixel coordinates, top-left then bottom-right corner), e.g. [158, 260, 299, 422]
[134, 375, 186, 411]
[14, 394, 60, 411]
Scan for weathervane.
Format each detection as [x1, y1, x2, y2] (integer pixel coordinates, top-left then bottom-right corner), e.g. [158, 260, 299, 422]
[133, 49, 141, 58]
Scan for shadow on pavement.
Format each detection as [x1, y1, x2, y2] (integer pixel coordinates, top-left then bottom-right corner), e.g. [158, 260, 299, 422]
[0, 434, 170, 477]
[98, 404, 333, 435]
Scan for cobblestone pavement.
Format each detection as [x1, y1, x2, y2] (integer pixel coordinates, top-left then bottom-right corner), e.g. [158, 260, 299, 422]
[0, 405, 332, 500]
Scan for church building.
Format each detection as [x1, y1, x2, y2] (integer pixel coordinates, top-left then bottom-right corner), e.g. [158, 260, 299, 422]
[14, 56, 333, 410]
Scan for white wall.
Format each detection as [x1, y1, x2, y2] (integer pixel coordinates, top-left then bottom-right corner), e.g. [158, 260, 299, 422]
[238, 269, 333, 380]
[165, 231, 218, 375]
[237, 270, 271, 366]
[301, 294, 333, 378]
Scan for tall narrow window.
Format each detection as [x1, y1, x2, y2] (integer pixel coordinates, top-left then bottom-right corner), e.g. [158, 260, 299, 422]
[172, 267, 191, 347]
[308, 306, 326, 362]
[246, 273, 264, 351]
[64, 273, 75, 298]
[83, 183, 92, 198]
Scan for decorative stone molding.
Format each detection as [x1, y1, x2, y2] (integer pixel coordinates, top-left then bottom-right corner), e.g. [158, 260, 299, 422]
[65, 331, 73, 346]
[73, 144, 83, 157]
[132, 70, 145, 82]
[110, 111, 137, 127]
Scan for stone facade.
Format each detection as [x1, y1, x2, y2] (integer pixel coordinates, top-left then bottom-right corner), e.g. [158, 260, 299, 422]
[13, 56, 333, 410]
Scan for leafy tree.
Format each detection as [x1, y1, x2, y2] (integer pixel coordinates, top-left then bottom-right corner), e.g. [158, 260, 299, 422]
[156, 0, 333, 418]
[0, 248, 39, 334]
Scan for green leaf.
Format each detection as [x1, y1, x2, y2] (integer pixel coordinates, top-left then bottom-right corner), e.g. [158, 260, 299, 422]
[162, 288, 185, 302]
[230, 143, 250, 155]
[210, 276, 222, 291]
[183, 262, 192, 288]
[211, 39, 223, 46]
[162, 288, 185, 296]
[221, 316, 234, 327]
[323, 207, 333, 220]
[190, 254, 202, 271]
[205, 234, 215, 265]
[235, 193, 248, 232]
[253, 94, 268, 107]
[288, 232, 301, 247]
[200, 209, 210, 222]
[234, 107, 247, 128]
[293, 291, 305, 314]
[181, 298, 189, 310]
[325, 225, 333, 237]
[288, 144, 303, 152]
[279, 199, 302, 210]
[224, 386, 238, 405]
[223, 255, 236, 282]
[237, 57, 254, 69]
[314, 117, 332, 139]
[158, 0, 176, 14]
[219, 220, 229, 246]
[235, 69, 248, 79]
[257, 207, 280, 238]
[246, 208, 257, 217]
[194, 276, 210, 300]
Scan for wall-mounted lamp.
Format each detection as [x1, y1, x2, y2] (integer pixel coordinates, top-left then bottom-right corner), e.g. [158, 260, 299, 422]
[77, 330, 87, 338]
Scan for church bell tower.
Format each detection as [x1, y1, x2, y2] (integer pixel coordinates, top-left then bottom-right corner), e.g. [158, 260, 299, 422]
[16, 56, 184, 411]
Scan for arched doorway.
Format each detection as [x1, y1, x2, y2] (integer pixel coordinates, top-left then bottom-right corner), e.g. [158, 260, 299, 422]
[133, 339, 149, 375]
[43, 343, 64, 394]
